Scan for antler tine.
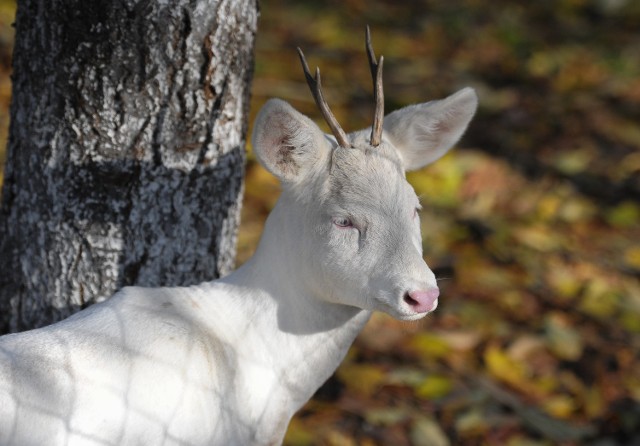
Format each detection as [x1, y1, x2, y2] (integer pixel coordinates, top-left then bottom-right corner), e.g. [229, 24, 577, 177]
[366, 26, 384, 147]
[296, 47, 351, 148]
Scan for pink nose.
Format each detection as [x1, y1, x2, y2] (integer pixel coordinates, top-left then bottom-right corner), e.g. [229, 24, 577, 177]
[404, 288, 439, 313]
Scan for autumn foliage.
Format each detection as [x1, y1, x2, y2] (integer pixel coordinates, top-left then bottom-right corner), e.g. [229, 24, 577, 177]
[1, 0, 639, 444]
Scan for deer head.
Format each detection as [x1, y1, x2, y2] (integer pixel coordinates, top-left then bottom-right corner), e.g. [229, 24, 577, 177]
[251, 28, 477, 321]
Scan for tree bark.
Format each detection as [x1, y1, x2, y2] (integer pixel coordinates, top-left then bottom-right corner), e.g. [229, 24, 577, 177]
[0, 0, 258, 333]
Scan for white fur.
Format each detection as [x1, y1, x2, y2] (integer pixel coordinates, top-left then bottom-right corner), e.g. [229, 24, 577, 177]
[383, 87, 478, 170]
[0, 89, 477, 445]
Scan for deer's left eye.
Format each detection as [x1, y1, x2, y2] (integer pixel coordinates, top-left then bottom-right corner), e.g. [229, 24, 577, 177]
[413, 207, 420, 219]
[332, 217, 353, 228]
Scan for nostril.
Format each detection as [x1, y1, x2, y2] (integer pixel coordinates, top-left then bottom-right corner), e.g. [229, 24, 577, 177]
[404, 292, 419, 306]
[404, 288, 439, 313]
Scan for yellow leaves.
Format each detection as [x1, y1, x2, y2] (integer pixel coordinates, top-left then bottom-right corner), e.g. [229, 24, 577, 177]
[336, 364, 386, 397]
[624, 246, 640, 270]
[605, 201, 640, 228]
[484, 343, 557, 399]
[389, 368, 455, 400]
[534, 187, 597, 224]
[557, 196, 597, 223]
[283, 418, 315, 446]
[527, 51, 557, 78]
[434, 330, 483, 352]
[484, 345, 529, 389]
[619, 152, 640, 180]
[408, 153, 464, 208]
[410, 416, 450, 446]
[625, 374, 640, 402]
[528, 47, 609, 92]
[551, 148, 596, 175]
[415, 375, 454, 400]
[323, 431, 357, 446]
[408, 333, 452, 360]
[364, 408, 408, 426]
[459, 257, 520, 294]
[0, 0, 15, 48]
[545, 260, 584, 300]
[544, 313, 583, 361]
[512, 225, 563, 252]
[455, 409, 489, 437]
[621, 311, 640, 333]
[507, 335, 547, 362]
[583, 387, 606, 418]
[536, 194, 562, 221]
[0, 0, 638, 443]
[590, 112, 640, 148]
[579, 278, 619, 319]
[243, 161, 281, 211]
[543, 395, 577, 419]
[506, 436, 551, 446]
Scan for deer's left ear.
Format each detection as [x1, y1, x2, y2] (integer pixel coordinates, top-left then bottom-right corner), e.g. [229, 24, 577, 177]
[383, 87, 478, 171]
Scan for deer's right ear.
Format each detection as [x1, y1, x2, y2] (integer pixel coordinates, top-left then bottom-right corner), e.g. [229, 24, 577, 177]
[383, 87, 478, 171]
[252, 99, 330, 183]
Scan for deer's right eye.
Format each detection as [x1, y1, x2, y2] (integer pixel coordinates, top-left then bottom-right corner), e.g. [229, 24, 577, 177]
[332, 217, 353, 228]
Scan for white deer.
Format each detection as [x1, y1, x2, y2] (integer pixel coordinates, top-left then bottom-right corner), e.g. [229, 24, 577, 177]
[0, 29, 477, 445]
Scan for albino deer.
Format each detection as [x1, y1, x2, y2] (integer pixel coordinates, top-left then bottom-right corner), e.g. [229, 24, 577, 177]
[0, 29, 477, 445]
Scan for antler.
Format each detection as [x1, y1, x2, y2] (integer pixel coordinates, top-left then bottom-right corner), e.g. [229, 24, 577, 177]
[366, 26, 384, 147]
[297, 27, 384, 149]
[297, 47, 351, 148]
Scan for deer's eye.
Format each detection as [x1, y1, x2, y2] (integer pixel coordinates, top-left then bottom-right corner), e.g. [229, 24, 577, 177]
[332, 216, 353, 228]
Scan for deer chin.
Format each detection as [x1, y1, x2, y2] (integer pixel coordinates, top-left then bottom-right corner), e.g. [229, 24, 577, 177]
[394, 302, 436, 321]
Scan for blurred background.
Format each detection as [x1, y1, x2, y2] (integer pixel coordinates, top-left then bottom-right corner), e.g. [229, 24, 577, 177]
[1, 0, 639, 444]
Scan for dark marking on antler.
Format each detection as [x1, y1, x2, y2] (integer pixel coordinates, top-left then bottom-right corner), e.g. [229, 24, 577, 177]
[297, 47, 351, 148]
[366, 26, 384, 147]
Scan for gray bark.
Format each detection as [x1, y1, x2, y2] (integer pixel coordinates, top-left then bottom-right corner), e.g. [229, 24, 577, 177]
[0, 0, 258, 333]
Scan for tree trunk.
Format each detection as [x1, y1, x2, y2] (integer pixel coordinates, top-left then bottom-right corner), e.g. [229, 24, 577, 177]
[0, 0, 258, 333]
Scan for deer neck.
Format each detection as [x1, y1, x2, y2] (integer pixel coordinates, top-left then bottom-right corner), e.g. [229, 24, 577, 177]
[218, 196, 371, 401]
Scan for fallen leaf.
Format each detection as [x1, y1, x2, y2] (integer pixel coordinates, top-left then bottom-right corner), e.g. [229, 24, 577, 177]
[283, 418, 315, 446]
[364, 407, 409, 426]
[411, 415, 450, 446]
[325, 430, 356, 446]
[624, 246, 640, 270]
[579, 279, 619, 319]
[507, 335, 547, 362]
[512, 225, 562, 252]
[387, 368, 427, 387]
[605, 201, 640, 228]
[543, 394, 577, 419]
[544, 313, 583, 361]
[415, 375, 454, 400]
[434, 330, 483, 351]
[484, 344, 529, 388]
[408, 333, 452, 360]
[506, 435, 553, 446]
[455, 409, 489, 437]
[336, 364, 386, 397]
[545, 261, 584, 300]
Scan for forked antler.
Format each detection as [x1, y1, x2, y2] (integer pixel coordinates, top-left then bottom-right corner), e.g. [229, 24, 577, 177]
[366, 26, 384, 147]
[297, 47, 351, 148]
[297, 26, 385, 148]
